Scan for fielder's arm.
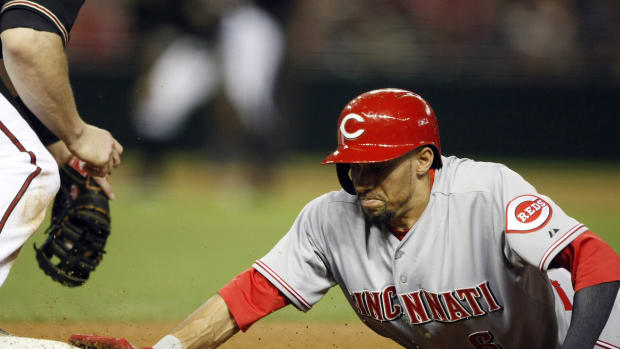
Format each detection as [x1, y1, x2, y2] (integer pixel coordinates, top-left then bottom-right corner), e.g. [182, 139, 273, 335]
[0, 57, 114, 198]
[1, 28, 84, 144]
[1, 28, 122, 175]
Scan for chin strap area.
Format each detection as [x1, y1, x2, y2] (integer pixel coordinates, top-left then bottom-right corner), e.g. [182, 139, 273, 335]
[336, 164, 356, 195]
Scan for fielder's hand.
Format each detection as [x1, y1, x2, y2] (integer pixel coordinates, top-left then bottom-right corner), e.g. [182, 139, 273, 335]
[66, 123, 123, 177]
[69, 334, 150, 349]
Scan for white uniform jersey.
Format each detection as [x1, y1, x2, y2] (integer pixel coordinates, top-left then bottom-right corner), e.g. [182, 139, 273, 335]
[253, 156, 620, 348]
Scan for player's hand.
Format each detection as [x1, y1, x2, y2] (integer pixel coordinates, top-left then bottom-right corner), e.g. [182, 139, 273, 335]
[69, 334, 151, 349]
[66, 124, 123, 177]
[93, 175, 115, 199]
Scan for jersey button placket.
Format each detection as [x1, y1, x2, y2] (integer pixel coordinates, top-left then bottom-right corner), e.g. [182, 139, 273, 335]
[395, 250, 407, 284]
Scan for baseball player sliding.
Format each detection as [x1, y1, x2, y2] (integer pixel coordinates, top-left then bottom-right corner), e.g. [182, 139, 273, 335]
[72, 89, 619, 349]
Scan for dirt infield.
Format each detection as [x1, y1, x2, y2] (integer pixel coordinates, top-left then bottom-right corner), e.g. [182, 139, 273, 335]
[0, 321, 400, 348]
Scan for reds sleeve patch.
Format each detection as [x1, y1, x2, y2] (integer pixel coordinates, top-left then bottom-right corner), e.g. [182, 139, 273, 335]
[505, 194, 552, 234]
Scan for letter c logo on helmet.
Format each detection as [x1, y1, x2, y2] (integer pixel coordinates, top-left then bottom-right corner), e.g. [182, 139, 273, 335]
[322, 88, 442, 195]
[340, 113, 365, 140]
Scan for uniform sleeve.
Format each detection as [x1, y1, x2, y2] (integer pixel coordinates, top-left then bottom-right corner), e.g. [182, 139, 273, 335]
[252, 197, 336, 312]
[0, 0, 85, 45]
[218, 268, 290, 332]
[551, 230, 620, 292]
[497, 166, 588, 271]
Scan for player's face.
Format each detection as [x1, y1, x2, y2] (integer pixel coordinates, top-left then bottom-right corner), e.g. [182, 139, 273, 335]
[350, 153, 417, 227]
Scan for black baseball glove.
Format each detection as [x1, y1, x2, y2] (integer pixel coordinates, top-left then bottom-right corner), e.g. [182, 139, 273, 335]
[34, 157, 111, 287]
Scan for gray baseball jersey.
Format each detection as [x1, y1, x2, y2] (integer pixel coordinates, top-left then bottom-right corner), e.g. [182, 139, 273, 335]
[253, 156, 620, 348]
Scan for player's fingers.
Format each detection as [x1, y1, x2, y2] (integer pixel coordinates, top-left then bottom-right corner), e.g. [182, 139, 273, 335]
[84, 161, 111, 177]
[114, 139, 124, 154]
[93, 176, 114, 199]
[105, 157, 115, 173]
[83, 164, 104, 177]
[111, 149, 121, 168]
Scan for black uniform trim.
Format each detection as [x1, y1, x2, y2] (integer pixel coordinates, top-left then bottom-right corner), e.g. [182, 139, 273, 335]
[0, 0, 84, 45]
[2, 1, 66, 43]
[0, 8, 57, 36]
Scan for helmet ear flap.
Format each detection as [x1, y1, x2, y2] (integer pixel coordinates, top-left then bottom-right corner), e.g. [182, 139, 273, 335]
[336, 164, 356, 195]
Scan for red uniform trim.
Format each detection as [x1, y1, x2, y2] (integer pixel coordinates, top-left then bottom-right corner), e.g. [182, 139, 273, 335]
[0, 120, 41, 233]
[551, 230, 620, 292]
[218, 268, 289, 332]
[391, 229, 408, 241]
[596, 339, 620, 349]
[550, 279, 573, 311]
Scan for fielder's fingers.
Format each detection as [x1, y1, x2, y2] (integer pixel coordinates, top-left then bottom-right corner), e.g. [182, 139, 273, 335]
[93, 176, 114, 199]
[112, 149, 121, 168]
[84, 163, 108, 177]
[106, 157, 115, 173]
[83, 166, 102, 177]
[114, 139, 124, 154]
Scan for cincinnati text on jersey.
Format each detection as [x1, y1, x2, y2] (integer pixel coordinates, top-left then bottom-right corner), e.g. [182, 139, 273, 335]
[351, 281, 502, 324]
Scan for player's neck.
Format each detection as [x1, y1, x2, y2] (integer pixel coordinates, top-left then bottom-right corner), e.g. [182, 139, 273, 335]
[387, 172, 432, 232]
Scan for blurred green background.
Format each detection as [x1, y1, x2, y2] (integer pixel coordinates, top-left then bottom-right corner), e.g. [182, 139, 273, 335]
[0, 155, 618, 324]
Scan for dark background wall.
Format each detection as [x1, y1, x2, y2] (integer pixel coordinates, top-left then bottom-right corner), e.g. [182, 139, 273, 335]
[66, 0, 620, 161]
[70, 72, 620, 160]
[293, 79, 620, 159]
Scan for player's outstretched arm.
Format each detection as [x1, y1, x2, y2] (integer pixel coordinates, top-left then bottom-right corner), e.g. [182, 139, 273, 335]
[70, 294, 239, 349]
[71, 269, 289, 348]
[163, 294, 239, 349]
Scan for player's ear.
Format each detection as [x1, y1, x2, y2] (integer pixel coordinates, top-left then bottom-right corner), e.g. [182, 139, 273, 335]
[414, 146, 434, 175]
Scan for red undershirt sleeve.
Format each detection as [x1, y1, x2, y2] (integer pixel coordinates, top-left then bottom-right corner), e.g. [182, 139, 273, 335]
[218, 268, 290, 332]
[550, 230, 620, 292]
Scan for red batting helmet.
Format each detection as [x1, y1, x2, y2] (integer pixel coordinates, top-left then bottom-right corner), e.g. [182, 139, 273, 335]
[322, 88, 442, 194]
